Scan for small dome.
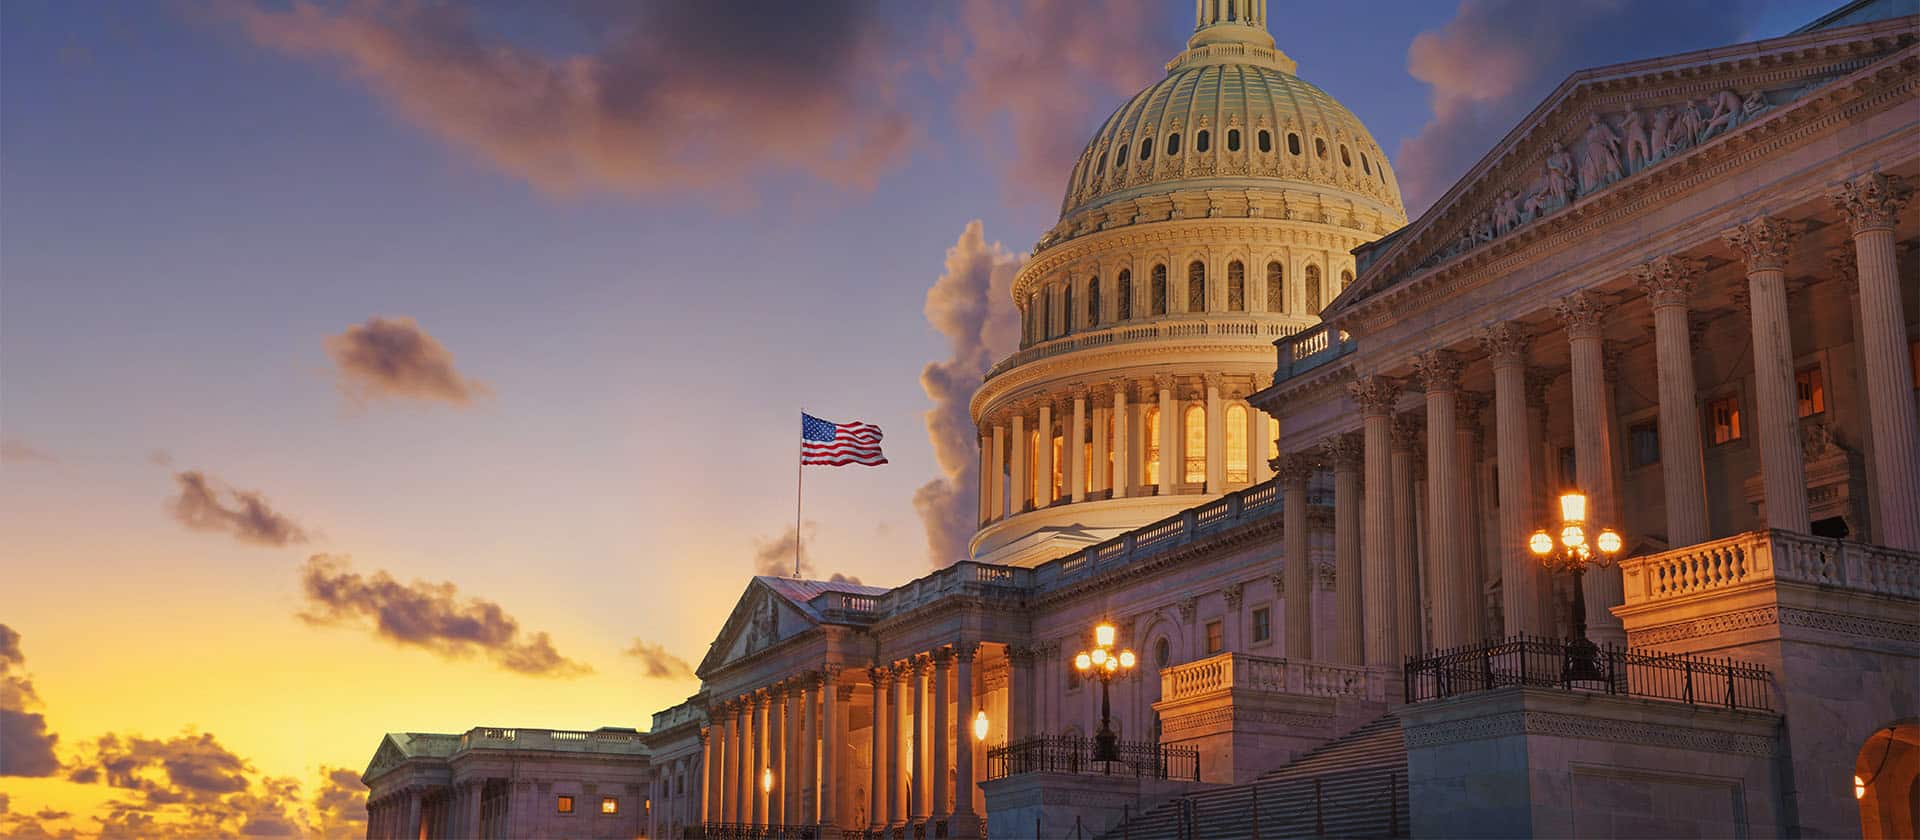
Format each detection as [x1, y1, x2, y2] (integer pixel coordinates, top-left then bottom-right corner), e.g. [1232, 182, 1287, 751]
[1055, 7, 1403, 224]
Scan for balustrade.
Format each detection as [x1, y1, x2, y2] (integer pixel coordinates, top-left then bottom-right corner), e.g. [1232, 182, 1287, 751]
[987, 317, 1301, 381]
[1619, 528, 1920, 606]
[1159, 651, 1371, 703]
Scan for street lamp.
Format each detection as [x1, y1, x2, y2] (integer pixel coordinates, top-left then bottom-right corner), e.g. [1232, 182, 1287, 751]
[1073, 621, 1136, 763]
[971, 710, 990, 743]
[1528, 490, 1624, 681]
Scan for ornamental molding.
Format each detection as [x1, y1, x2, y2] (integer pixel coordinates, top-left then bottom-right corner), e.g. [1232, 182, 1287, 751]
[975, 341, 1274, 420]
[1552, 289, 1612, 339]
[1828, 171, 1912, 234]
[1476, 321, 1532, 367]
[1721, 215, 1800, 272]
[1347, 375, 1400, 415]
[1322, 432, 1364, 470]
[1411, 350, 1462, 393]
[1404, 709, 1777, 757]
[1018, 212, 1381, 297]
[1632, 255, 1704, 309]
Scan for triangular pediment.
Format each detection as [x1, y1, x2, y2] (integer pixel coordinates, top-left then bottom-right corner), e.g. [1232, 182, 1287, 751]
[1328, 14, 1916, 320]
[362, 734, 408, 783]
[695, 578, 821, 678]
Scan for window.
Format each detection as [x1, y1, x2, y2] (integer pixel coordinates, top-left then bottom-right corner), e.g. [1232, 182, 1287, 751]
[1087, 277, 1100, 327]
[1096, 151, 1107, 173]
[1341, 269, 1354, 289]
[1205, 620, 1224, 655]
[1155, 637, 1171, 668]
[1023, 296, 1035, 344]
[1628, 421, 1660, 468]
[1196, 130, 1210, 153]
[1140, 137, 1153, 160]
[1227, 261, 1245, 311]
[1151, 265, 1168, 315]
[1268, 416, 1279, 462]
[1266, 261, 1284, 312]
[1184, 404, 1206, 484]
[1305, 265, 1322, 313]
[1796, 367, 1825, 417]
[1063, 284, 1074, 335]
[1227, 129, 1241, 152]
[1051, 435, 1064, 502]
[1117, 270, 1133, 320]
[1028, 429, 1040, 505]
[1314, 138, 1328, 159]
[1287, 133, 1301, 156]
[1258, 129, 1272, 153]
[1709, 395, 1742, 445]
[1144, 405, 1161, 485]
[1116, 143, 1128, 164]
[1166, 132, 1181, 155]
[1083, 438, 1094, 494]
[1226, 404, 1249, 482]
[1042, 288, 1053, 339]
[601, 797, 620, 815]
[557, 796, 575, 814]
[1340, 144, 1352, 167]
[1252, 607, 1271, 643]
[1361, 152, 1372, 174]
[1188, 261, 1206, 312]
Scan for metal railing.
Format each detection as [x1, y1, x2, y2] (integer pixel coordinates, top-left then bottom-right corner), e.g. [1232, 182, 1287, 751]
[691, 824, 817, 840]
[987, 735, 1199, 781]
[1403, 635, 1774, 712]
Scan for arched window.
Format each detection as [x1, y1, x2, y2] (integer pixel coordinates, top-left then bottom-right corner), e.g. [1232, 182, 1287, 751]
[1341, 269, 1354, 289]
[1051, 434, 1064, 502]
[1183, 404, 1206, 484]
[1361, 152, 1371, 174]
[1287, 133, 1301, 156]
[1117, 143, 1128, 164]
[1087, 277, 1100, 327]
[1154, 637, 1171, 668]
[1144, 405, 1161, 485]
[1341, 145, 1353, 167]
[1151, 265, 1168, 315]
[1315, 138, 1328, 160]
[1166, 133, 1181, 155]
[1043, 287, 1054, 338]
[1027, 429, 1039, 508]
[1196, 130, 1210, 153]
[1227, 129, 1241, 152]
[1027, 293, 1040, 342]
[1266, 261, 1284, 312]
[1097, 151, 1107, 173]
[1305, 265, 1323, 313]
[1227, 260, 1246, 311]
[1140, 137, 1153, 160]
[1258, 129, 1273, 153]
[1187, 261, 1206, 313]
[1268, 416, 1280, 462]
[1117, 270, 1133, 320]
[1226, 404, 1249, 483]
[1063, 284, 1074, 335]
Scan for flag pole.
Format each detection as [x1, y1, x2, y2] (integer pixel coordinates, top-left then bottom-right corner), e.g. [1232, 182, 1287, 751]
[795, 410, 804, 578]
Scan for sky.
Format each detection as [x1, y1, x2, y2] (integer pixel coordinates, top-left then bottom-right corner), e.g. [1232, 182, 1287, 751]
[0, 0, 1841, 835]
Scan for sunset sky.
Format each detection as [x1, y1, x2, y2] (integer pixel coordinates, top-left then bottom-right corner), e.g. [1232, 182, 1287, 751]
[0, 1, 1837, 835]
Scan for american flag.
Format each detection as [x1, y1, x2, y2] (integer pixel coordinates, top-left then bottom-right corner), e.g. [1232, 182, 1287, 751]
[801, 413, 887, 466]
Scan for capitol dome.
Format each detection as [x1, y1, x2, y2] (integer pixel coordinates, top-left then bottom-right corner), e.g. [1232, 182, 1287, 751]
[968, 0, 1408, 567]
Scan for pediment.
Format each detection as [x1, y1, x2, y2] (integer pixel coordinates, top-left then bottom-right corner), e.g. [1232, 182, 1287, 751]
[695, 579, 820, 678]
[362, 735, 408, 782]
[1330, 16, 1916, 319]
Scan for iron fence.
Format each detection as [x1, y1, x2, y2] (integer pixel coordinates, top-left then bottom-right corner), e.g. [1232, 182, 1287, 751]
[689, 823, 817, 840]
[986, 735, 1199, 781]
[1404, 634, 1774, 712]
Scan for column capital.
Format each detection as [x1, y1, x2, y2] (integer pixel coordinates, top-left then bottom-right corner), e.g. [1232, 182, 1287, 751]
[1152, 373, 1177, 392]
[1106, 375, 1131, 395]
[1390, 413, 1423, 453]
[1177, 596, 1198, 623]
[954, 641, 978, 663]
[930, 646, 954, 665]
[866, 666, 889, 687]
[1223, 581, 1245, 610]
[1278, 452, 1317, 487]
[1829, 172, 1912, 234]
[1088, 381, 1111, 402]
[1721, 215, 1799, 273]
[1411, 349, 1462, 393]
[1322, 431, 1363, 472]
[1347, 375, 1400, 416]
[1632, 255, 1703, 309]
[1253, 371, 1275, 392]
[1005, 645, 1036, 667]
[1552, 289, 1611, 340]
[1068, 382, 1089, 400]
[1202, 372, 1225, 391]
[1476, 321, 1532, 367]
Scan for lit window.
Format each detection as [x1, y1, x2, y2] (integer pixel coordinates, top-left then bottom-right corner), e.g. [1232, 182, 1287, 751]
[1144, 406, 1161, 485]
[1287, 133, 1301, 156]
[1268, 416, 1280, 461]
[1184, 404, 1206, 484]
[1151, 265, 1168, 315]
[1305, 265, 1322, 313]
[1051, 434, 1064, 502]
[1227, 261, 1245, 311]
[1205, 620, 1224, 654]
[1166, 132, 1181, 155]
[1117, 270, 1132, 321]
[1155, 637, 1171, 668]
[1087, 277, 1100, 327]
[1628, 421, 1659, 468]
[1028, 429, 1040, 505]
[601, 797, 619, 815]
[557, 796, 575, 814]
[1258, 130, 1273, 154]
[1227, 129, 1241, 152]
[1796, 367, 1825, 417]
[1226, 405, 1249, 483]
[1252, 608, 1271, 643]
[1188, 261, 1206, 313]
[1083, 438, 1094, 495]
[1196, 130, 1210, 153]
[1266, 261, 1284, 312]
[1709, 395, 1742, 445]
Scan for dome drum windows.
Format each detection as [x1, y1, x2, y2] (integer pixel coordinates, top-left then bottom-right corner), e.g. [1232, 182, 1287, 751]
[1086, 277, 1100, 327]
[1195, 130, 1210, 153]
[1227, 129, 1241, 152]
[1166, 133, 1181, 155]
[1183, 404, 1206, 484]
[1117, 270, 1133, 321]
[1063, 283, 1075, 335]
[1340, 144, 1353, 167]
[1266, 261, 1284, 313]
[1150, 265, 1168, 316]
[1360, 152, 1371, 174]
[1257, 129, 1273, 154]
[1140, 138, 1154, 160]
[1187, 261, 1206, 313]
[1305, 264, 1323, 313]
[1314, 138, 1328, 160]
[1227, 260, 1246, 312]
[1287, 133, 1301, 156]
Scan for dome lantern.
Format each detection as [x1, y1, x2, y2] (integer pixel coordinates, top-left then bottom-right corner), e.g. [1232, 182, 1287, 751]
[1190, 0, 1277, 51]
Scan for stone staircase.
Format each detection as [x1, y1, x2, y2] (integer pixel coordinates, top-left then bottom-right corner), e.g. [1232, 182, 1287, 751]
[1098, 714, 1408, 839]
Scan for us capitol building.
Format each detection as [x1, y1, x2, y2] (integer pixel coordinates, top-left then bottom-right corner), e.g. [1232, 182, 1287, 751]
[359, 2, 1920, 838]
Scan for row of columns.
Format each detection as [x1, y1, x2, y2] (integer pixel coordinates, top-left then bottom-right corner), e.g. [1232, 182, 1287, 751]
[704, 671, 835, 829]
[369, 783, 489, 840]
[650, 754, 700, 839]
[864, 647, 980, 833]
[978, 374, 1276, 523]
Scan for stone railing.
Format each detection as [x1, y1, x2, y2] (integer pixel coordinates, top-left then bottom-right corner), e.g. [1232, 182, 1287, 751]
[1160, 652, 1371, 704]
[1274, 322, 1355, 383]
[834, 561, 1032, 620]
[457, 727, 647, 754]
[1033, 477, 1295, 593]
[1619, 528, 1920, 607]
[986, 316, 1303, 381]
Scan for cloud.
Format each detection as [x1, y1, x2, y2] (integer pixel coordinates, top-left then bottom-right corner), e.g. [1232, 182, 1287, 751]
[751, 524, 862, 584]
[0, 439, 58, 465]
[308, 767, 368, 840]
[166, 471, 309, 547]
[1, 624, 60, 778]
[323, 317, 488, 407]
[623, 640, 695, 681]
[297, 554, 593, 677]
[222, 1, 917, 203]
[62, 729, 340, 838]
[913, 221, 1023, 567]
[954, 0, 1167, 204]
[1395, 0, 1775, 214]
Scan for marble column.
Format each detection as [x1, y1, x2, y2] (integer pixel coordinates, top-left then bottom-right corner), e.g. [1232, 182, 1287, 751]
[820, 674, 840, 829]
[1070, 388, 1089, 502]
[751, 693, 768, 826]
[1554, 291, 1626, 643]
[989, 422, 1006, 521]
[1007, 646, 1033, 741]
[732, 703, 749, 824]
[868, 669, 887, 830]
[977, 431, 991, 524]
[1389, 417, 1423, 655]
[1010, 411, 1028, 514]
[1456, 396, 1488, 642]
[1526, 371, 1559, 635]
[1156, 375, 1178, 494]
[1724, 217, 1810, 532]
[1091, 387, 1110, 495]
[402, 788, 423, 840]
[1251, 397, 1274, 483]
[1327, 432, 1364, 665]
[703, 724, 719, 824]
[773, 687, 789, 826]
[1413, 350, 1467, 649]
[953, 645, 978, 827]
[1481, 322, 1542, 636]
[1280, 453, 1315, 659]
[1036, 400, 1055, 507]
[800, 678, 817, 824]
[1631, 257, 1712, 546]
[1351, 376, 1399, 665]
[1831, 173, 1919, 549]
[1205, 374, 1227, 493]
[889, 666, 908, 827]
[1110, 379, 1131, 498]
[932, 649, 952, 822]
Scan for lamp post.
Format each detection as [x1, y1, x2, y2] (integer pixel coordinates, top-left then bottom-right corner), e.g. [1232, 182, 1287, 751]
[1072, 621, 1136, 763]
[1528, 490, 1624, 681]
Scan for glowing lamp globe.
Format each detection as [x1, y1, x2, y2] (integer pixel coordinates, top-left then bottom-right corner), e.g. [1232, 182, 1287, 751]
[1529, 532, 1554, 556]
[1561, 525, 1585, 549]
[761, 768, 773, 793]
[1090, 648, 1108, 666]
[1596, 529, 1623, 554]
[1559, 492, 1588, 523]
[1075, 652, 1092, 671]
[972, 710, 990, 743]
[1095, 623, 1117, 647]
[1104, 656, 1118, 672]
[1118, 650, 1136, 669]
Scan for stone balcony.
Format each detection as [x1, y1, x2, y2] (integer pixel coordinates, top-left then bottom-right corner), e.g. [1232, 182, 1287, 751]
[1153, 652, 1386, 783]
[1160, 652, 1372, 703]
